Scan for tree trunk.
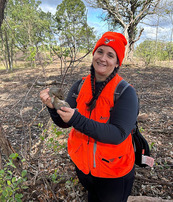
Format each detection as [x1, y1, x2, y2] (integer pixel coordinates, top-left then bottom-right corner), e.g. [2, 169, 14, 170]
[0, 0, 7, 27]
[0, 27, 9, 70]
[11, 37, 14, 70]
[4, 29, 13, 71]
[123, 25, 130, 61]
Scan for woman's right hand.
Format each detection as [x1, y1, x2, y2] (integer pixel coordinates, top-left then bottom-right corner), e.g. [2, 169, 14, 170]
[40, 88, 54, 109]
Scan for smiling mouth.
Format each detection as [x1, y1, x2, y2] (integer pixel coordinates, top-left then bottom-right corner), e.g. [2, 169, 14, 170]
[97, 62, 106, 67]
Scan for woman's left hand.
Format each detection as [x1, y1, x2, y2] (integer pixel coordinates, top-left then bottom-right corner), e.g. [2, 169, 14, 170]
[57, 107, 75, 123]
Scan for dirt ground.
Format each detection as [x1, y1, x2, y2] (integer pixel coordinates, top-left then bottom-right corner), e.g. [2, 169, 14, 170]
[0, 58, 172, 201]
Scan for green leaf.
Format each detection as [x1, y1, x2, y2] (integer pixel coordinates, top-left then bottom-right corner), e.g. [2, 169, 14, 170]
[7, 160, 16, 168]
[21, 185, 28, 189]
[21, 170, 27, 178]
[16, 199, 22, 202]
[15, 193, 23, 201]
[40, 135, 45, 141]
[12, 177, 16, 183]
[0, 170, 5, 174]
[49, 138, 54, 142]
[2, 190, 7, 197]
[6, 186, 12, 192]
[21, 159, 26, 162]
[9, 153, 19, 159]
[15, 193, 23, 198]
[8, 170, 13, 175]
[16, 178, 22, 185]
[6, 175, 12, 180]
[66, 180, 71, 185]
[7, 180, 11, 185]
[55, 131, 63, 136]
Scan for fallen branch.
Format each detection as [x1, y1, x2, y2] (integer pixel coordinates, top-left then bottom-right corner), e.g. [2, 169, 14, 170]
[135, 176, 173, 187]
[44, 178, 59, 202]
[148, 129, 172, 134]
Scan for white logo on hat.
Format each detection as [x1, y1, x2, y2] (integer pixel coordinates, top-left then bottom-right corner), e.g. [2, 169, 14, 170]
[104, 38, 115, 44]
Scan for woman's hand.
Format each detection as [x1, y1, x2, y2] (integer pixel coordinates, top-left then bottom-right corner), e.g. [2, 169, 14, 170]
[40, 88, 54, 109]
[57, 107, 75, 123]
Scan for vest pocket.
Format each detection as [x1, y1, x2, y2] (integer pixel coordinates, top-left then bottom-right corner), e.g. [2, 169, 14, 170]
[101, 158, 110, 163]
[100, 156, 122, 164]
[95, 153, 130, 176]
[97, 153, 123, 165]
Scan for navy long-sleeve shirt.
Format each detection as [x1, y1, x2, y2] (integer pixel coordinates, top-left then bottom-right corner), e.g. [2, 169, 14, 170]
[48, 79, 138, 145]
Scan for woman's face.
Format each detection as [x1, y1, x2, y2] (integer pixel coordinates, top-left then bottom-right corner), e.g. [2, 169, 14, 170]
[92, 45, 119, 81]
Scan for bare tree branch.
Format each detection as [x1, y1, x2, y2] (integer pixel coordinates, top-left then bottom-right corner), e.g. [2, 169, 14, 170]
[86, 0, 161, 58]
[130, 28, 144, 45]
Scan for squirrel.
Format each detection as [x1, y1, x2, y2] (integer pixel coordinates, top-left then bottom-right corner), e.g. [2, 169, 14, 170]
[48, 86, 70, 110]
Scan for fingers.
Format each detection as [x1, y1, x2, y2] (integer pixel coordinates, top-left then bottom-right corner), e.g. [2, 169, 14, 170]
[57, 107, 75, 123]
[57, 107, 72, 116]
[40, 88, 49, 101]
[40, 88, 54, 109]
[58, 107, 71, 112]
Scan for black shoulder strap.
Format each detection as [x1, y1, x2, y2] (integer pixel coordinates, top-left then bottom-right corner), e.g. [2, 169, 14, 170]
[114, 80, 130, 103]
[72, 78, 86, 99]
[114, 79, 139, 117]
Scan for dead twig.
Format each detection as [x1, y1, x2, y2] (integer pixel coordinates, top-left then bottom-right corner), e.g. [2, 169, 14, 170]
[135, 176, 173, 187]
[44, 178, 59, 202]
[67, 50, 91, 62]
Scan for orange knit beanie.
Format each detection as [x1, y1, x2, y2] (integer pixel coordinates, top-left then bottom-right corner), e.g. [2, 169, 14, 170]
[93, 31, 127, 66]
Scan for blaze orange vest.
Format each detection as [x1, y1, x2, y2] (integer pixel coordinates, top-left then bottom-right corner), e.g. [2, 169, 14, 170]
[68, 74, 135, 178]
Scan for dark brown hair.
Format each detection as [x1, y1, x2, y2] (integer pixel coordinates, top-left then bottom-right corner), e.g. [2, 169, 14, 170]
[86, 64, 119, 112]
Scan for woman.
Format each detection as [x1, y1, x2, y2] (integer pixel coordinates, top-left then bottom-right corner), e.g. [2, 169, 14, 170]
[40, 31, 138, 202]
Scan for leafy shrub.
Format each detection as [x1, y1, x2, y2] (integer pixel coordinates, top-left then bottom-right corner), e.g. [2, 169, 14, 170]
[0, 153, 28, 202]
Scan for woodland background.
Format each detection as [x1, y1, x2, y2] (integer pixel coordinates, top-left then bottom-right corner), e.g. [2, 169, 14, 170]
[0, 0, 172, 201]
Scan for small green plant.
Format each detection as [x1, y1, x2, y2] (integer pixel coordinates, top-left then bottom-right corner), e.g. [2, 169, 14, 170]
[51, 169, 59, 183]
[65, 177, 79, 190]
[51, 124, 63, 137]
[43, 124, 67, 152]
[0, 153, 28, 202]
[38, 123, 43, 128]
[139, 127, 144, 133]
[149, 142, 155, 151]
[46, 136, 66, 152]
[38, 123, 47, 141]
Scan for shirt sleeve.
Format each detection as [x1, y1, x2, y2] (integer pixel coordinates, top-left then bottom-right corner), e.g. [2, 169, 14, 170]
[68, 85, 138, 145]
[47, 79, 82, 128]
